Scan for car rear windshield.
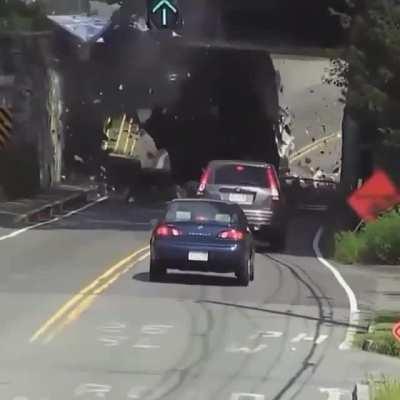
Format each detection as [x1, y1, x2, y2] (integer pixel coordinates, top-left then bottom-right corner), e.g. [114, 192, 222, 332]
[165, 201, 240, 225]
[211, 164, 269, 187]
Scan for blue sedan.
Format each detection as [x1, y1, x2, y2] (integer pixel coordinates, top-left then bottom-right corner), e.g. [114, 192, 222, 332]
[149, 199, 255, 285]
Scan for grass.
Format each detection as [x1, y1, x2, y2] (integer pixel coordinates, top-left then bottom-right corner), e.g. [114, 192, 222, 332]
[371, 377, 400, 400]
[355, 312, 400, 358]
[334, 209, 400, 265]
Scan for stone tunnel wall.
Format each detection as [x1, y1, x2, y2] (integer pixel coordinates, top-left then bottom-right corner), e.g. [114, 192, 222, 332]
[0, 33, 64, 199]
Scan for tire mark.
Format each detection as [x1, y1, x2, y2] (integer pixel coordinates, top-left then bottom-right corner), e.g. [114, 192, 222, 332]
[146, 297, 231, 400]
[277, 257, 336, 400]
[258, 256, 302, 385]
[263, 253, 335, 400]
[210, 252, 303, 399]
[139, 300, 216, 400]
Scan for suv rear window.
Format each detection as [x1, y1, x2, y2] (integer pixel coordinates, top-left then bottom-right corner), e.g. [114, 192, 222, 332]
[211, 164, 269, 187]
[165, 201, 240, 225]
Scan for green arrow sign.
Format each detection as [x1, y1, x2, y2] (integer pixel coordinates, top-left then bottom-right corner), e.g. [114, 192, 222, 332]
[151, 0, 177, 26]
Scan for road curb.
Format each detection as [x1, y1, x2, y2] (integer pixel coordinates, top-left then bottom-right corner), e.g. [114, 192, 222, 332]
[353, 383, 370, 400]
[13, 185, 104, 225]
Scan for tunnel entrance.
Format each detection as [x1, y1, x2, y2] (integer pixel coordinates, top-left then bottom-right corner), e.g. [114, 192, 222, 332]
[60, 34, 280, 186]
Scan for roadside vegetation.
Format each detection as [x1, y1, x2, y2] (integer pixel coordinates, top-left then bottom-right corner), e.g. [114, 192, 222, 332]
[326, 0, 400, 184]
[371, 377, 400, 400]
[354, 312, 400, 358]
[334, 208, 400, 264]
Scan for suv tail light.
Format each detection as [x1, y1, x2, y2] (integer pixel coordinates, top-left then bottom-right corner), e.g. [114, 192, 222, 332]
[154, 224, 182, 237]
[197, 167, 210, 194]
[266, 165, 280, 200]
[218, 229, 244, 240]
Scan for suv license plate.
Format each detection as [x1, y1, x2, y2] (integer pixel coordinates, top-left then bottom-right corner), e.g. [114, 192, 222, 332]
[188, 251, 208, 262]
[229, 193, 248, 203]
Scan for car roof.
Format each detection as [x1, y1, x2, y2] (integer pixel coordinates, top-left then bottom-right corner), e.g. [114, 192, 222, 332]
[207, 159, 273, 168]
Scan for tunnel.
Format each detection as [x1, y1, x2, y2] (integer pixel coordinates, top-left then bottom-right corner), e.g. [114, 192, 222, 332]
[43, 0, 350, 189]
[55, 27, 281, 186]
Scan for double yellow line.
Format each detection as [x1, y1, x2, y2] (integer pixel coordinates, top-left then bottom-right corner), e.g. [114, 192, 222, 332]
[30, 245, 150, 344]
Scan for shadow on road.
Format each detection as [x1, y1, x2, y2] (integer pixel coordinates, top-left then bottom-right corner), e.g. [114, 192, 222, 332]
[0, 196, 339, 261]
[199, 299, 365, 330]
[134, 271, 240, 286]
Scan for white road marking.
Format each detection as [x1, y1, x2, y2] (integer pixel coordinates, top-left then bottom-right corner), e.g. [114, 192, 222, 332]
[96, 323, 172, 348]
[98, 322, 126, 332]
[313, 227, 360, 350]
[98, 335, 129, 346]
[127, 386, 148, 399]
[141, 324, 173, 335]
[231, 393, 265, 400]
[249, 330, 283, 340]
[132, 337, 160, 349]
[315, 334, 329, 344]
[320, 388, 350, 400]
[226, 344, 268, 353]
[290, 333, 328, 344]
[74, 383, 111, 397]
[0, 196, 108, 242]
[97, 322, 128, 346]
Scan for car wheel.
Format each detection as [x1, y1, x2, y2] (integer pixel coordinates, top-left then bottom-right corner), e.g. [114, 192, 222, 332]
[237, 258, 250, 286]
[269, 230, 286, 252]
[149, 259, 166, 281]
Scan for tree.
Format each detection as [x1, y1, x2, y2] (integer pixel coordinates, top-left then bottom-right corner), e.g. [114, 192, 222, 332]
[0, 0, 48, 33]
[326, 0, 400, 181]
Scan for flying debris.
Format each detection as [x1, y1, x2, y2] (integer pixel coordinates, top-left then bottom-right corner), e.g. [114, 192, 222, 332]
[276, 106, 295, 158]
[47, 15, 111, 43]
[74, 155, 85, 163]
[129, 15, 149, 32]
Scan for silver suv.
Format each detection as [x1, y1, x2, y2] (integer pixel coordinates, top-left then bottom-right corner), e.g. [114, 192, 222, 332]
[197, 160, 287, 250]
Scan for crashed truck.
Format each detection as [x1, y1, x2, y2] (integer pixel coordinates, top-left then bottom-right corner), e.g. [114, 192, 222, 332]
[101, 112, 174, 201]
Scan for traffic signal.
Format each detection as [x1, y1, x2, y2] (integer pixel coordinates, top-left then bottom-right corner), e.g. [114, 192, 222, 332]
[147, 0, 181, 30]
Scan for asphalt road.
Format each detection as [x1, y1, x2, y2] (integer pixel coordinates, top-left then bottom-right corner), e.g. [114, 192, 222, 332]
[272, 54, 344, 157]
[0, 198, 399, 400]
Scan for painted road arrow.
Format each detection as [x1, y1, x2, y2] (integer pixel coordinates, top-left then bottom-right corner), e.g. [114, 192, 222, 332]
[150, 0, 178, 27]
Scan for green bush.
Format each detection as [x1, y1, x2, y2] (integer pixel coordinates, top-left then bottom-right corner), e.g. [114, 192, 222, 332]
[365, 331, 400, 357]
[362, 210, 400, 264]
[334, 230, 367, 264]
[355, 313, 400, 358]
[334, 209, 400, 265]
[372, 377, 400, 400]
